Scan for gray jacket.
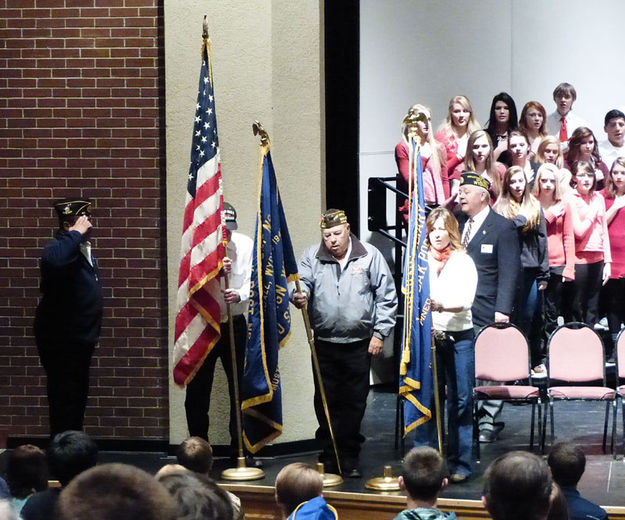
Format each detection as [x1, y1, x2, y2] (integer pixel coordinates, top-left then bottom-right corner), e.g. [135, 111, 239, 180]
[298, 234, 397, 343]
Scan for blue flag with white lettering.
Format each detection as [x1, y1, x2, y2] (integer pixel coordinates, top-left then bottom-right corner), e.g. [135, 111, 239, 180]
[399, 142, 434, 434]
[242, 145, 299, 453]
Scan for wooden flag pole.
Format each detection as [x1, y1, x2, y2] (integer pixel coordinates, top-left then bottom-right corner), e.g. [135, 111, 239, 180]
[295, 279, 343, 477]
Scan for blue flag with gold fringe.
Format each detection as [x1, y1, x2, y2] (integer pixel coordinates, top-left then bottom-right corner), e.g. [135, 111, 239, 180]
[399, 142, 434, 435]
[241, 144, 299, 453]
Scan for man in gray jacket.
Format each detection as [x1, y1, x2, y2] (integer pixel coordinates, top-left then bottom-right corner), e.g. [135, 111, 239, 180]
[292, 208, 397, 477]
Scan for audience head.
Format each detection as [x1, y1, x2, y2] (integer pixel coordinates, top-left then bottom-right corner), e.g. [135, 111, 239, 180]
[58, 463, 177, 520]
[48, 430, 98, 487]
[399, 447, 448, 504]
[426, 207, 461, 252]
[157, 469, 233, 520]
[547, 442, 586, 488]
[536, 136, 564, 168]
[444, 95, 479, 135]
[483, 451, 552, 520]
[553, 82, 577, 116]
[604, 109, 625, 147]
[176, 437, 213, 475]
[519, 101, 547, 137]
[532, 163, 562, 202]
[567, 127, 600, 163]
[275, 463, 323, 518]
[570, 160, 597, 194]
[606, 157, 625, 197]
[6, 444, 48, 499]
[487, 92, 518, 133]
[459, 171, 491, 217]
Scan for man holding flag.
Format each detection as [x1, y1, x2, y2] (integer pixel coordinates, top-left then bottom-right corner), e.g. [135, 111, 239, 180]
[292, 209, 397, 478]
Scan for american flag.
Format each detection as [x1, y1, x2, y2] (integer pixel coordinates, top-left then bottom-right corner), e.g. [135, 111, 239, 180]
[173, 38, 225, 387]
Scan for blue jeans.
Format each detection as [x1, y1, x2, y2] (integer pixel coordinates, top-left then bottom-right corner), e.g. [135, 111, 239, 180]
[413, 328, 475, 477]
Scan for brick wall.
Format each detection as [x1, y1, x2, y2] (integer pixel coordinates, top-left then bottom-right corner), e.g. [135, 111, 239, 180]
[0, 0, 168, 440]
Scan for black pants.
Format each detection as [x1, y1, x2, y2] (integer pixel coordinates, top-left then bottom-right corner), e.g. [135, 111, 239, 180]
[565, 261, 603, 326]
[37, 340, 95, 437]
[313, 338, 371, 467]
[544, 267, 565, 340]
[602, 278, 625, 335]
[185, 315, 247, 450]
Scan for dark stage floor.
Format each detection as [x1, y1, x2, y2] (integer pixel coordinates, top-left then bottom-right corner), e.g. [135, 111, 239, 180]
[2, 387, 625, 506]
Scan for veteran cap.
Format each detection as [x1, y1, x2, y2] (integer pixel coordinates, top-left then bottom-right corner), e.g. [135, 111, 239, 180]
[223, 202, 238, 230]
[320, 208, 348, 229]
[460, 171, 491, 191]
[53, 198, 92, 220]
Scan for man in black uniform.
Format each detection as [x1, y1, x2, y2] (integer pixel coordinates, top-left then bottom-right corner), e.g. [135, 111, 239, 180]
[34, 198, 103, 436]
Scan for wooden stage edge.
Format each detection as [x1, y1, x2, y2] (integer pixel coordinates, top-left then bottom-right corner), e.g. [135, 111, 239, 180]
[222, 483, 625, 520]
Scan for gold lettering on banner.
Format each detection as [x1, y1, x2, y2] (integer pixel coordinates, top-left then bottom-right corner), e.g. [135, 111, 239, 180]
[271, 369, 280, 391]
[419, 298, 432, 325]
[275, 283, 286, 304]
[262, 214, 272, 232]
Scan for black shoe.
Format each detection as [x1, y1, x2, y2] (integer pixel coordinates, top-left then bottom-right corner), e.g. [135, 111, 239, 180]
[344, 466, 362, 478]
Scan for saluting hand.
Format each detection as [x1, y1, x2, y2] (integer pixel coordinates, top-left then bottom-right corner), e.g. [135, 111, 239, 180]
[69, 215, 92, 235]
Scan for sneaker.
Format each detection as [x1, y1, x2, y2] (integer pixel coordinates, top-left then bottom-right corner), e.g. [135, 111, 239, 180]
[531, 364, 547, 378]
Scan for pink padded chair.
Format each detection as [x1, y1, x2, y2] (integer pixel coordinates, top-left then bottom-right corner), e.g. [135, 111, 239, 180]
[473, 323, 541, 460]
[543, 322, 616, 453]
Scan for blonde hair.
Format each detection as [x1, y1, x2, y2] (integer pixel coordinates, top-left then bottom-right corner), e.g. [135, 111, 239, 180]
[536, 136, 564, 168]
[464, 129, 503, 198]
[494, 166, 541, 230]
[425, 207, 463, 251]
[403, 104, 442, 178]
[439, 95, 481, 136]
[532, 163, 562, 202]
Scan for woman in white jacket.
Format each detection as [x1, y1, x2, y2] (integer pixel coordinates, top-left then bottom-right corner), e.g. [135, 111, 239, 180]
[414, 207, 478, 483]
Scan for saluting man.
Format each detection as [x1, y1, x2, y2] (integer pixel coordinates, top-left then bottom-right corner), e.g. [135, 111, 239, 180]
[292, 208, 397, 477]
[34, 198, 103, 436]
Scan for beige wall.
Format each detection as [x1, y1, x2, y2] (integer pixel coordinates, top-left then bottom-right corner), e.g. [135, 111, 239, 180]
[164, 1, 324, 446]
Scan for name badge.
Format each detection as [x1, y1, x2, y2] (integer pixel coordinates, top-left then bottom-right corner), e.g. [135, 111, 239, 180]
[481, 244, 493, 254]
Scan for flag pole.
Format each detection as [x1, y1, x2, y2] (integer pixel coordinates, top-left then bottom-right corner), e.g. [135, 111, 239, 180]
[431, 332, 443, 453]
[295, 279, 343, 479]
[221, 276, 265, 481]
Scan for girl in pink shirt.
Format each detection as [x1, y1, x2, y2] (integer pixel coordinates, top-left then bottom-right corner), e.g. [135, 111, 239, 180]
[565, 161, 611, 326]
[435, 95, 481, 192]
[532, 163, 575, 344]
[600, 157, 625, 348]
[395, 104, 448, 221]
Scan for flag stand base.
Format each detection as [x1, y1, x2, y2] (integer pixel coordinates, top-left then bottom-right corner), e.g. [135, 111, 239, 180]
[221, 457, 265, 481]
[365, 465, 400, 491]
[316, 462, 343, 487]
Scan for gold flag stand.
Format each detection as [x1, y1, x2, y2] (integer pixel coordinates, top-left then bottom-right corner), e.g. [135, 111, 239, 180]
[365, 465, 400, 491]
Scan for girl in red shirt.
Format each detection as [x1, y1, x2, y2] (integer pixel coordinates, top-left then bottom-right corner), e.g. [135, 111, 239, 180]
[532, 163, 575, 344]
[565, 161, 611, 325]
[600, 157, 625, 347]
